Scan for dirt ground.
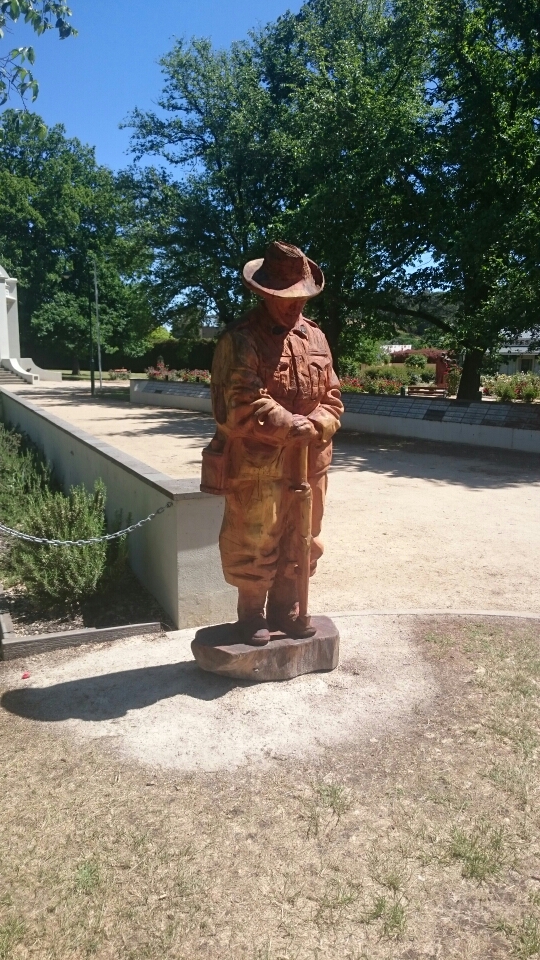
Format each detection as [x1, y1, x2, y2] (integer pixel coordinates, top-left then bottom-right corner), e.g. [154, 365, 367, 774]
[1, 615, 540, 959]
[0, 615, 434, 772]
[2, 384, 540, 958]
[4, 381, 540, 615]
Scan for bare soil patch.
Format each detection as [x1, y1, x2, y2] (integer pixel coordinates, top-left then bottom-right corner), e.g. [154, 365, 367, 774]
[0, 615, 433, 771]
[1, 615, 539, 959]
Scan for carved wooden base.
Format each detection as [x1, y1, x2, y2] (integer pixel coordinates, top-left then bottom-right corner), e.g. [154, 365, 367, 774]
[191, 615, 339, 682]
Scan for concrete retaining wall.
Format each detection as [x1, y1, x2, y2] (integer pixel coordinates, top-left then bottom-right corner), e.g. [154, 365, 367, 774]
[130, 378, 213, 414]
[0, 388, 236, 628]
[341, 393, 540, 453]
[131, 379, 540, 453]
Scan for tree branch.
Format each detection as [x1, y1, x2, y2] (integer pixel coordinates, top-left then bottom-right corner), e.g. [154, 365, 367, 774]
[376, 301, 456, 334]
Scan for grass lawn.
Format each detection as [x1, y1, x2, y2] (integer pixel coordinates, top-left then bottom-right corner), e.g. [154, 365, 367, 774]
[1, 617, 539, 959]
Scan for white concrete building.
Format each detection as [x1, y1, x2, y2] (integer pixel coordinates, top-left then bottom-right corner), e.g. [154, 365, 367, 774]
[499, 334, 540, 375]
[0, 264, 61, 382]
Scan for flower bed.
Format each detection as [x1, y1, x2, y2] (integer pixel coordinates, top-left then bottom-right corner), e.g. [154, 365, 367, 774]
[481, 372, 540, 402]
[340, 375, 402, 395]
[146, 361, 211, 385]
[145, 363, 436, 395]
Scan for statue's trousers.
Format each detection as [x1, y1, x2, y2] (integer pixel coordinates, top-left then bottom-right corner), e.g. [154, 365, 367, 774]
[218, 471, 327, 594]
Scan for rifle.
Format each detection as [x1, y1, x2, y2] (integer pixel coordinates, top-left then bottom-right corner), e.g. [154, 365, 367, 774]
[292, 442, 313, 634]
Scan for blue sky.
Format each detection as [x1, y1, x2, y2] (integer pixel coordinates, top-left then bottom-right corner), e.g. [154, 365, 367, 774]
[3, 0, 302, 170]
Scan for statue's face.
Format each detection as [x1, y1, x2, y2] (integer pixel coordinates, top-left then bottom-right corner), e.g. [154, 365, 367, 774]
[262, 295, 308, 330]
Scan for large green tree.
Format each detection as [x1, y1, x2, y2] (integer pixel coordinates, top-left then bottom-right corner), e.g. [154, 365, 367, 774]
[126, 36, 289, 328]
[390, 0, 540, 398]
[127, 0, 430, 359]
[128, 0, 540, 397]
[254, 0, 431, 358]
[0, 110, 155, 372]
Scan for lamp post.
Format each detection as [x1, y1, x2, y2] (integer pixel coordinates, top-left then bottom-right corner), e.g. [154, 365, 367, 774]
[92, 256, 103, 391]
[88, 279, 95, 397]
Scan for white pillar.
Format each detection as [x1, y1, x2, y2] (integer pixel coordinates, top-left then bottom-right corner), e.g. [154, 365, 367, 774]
[6, 277, 21, 359]
[0, 275, 9, 359]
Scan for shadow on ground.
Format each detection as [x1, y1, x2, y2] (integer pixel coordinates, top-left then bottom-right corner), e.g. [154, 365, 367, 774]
[1, 660, 245, 722]
[331, 431, 540, 489]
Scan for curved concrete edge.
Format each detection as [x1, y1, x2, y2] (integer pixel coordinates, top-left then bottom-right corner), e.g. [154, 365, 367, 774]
[165, 608, 540, 640]
[325, 609, 540, 620]
[1, 358, 37, 384]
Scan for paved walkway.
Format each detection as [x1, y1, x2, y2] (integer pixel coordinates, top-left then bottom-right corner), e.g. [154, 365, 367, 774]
[4, 381, 540, 614]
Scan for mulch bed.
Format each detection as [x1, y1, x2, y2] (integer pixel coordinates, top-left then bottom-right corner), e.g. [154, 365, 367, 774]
[0, 564, 172, 636]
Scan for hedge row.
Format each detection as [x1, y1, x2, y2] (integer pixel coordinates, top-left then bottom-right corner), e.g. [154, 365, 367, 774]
[25, 337, 218, 375]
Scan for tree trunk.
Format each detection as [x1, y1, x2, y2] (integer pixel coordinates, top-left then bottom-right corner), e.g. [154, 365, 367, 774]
[71, 355, 81, 376]
[456, 348, 484, 401]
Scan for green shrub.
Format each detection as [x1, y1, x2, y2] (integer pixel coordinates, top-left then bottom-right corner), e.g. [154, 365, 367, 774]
[421, 371, 435, 383]
[495, 380, 516, 402]
[446, 367, 462, 395]
[365, 365, 404, 382]
[5, 481, 108, 603]
[339, 355, 360, 377]
[0, 426, 120, 605]
[354, 338, 383, 366]
[522, 384, 539, 402]
[0, 424, 50, 526]
[482, 372, 540, 401]
[186, 338, 216, 371]
[405, 353, 427, 370]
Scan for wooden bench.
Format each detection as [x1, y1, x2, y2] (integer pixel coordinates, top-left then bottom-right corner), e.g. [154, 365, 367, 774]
[407, 386, 447, 397]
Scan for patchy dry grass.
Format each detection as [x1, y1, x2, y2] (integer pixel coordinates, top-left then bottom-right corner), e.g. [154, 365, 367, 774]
[1, 616, 540, 959]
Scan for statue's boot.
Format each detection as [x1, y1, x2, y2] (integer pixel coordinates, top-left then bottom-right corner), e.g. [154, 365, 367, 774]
[267, 582, 316, 639]
[237, 589, 271, 646]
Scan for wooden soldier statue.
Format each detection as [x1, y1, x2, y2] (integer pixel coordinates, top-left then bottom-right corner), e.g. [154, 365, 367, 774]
[201, 241, 343, 646]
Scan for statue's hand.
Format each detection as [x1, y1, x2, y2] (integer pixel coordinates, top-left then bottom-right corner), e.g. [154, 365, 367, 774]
[289, 415, 319, 443]
[252, 396, 277, 425]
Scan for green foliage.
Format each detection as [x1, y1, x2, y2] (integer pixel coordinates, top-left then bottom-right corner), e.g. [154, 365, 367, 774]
[126, 0, 540, 400]
[125, 1, 429, 347]
[446, 367, 462, 396]
[0, 918, 25, 960]
[0, 425, 111, 603]
[364, 366, 404, 383]
[401, 0, 540, 398]
[522, 384, 539, 403]
[495, 381, 517, 402]
[0, 1, 76, 106]
[0, 110, 155, 367]
[449, 820, 508, 881]
[0, 422, 48, 525]
[338, 356, 360, 377]
[405, 354, 427, 370]
[5, 481, 107, 602]
[74, 859, 100, 894]
[2, 0, 538, 404]
[482, 373, 540, 403]
[146, 326, 173, 346]
[339, 335, 383, 375]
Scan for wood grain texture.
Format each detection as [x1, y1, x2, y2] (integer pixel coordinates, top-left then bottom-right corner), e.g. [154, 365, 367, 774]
[0, 621, 162, 660]
[191, 615, 339, 681]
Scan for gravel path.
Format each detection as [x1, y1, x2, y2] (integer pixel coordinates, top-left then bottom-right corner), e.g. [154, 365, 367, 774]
[4, 381, 540, 615]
